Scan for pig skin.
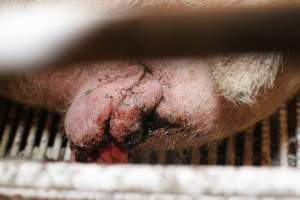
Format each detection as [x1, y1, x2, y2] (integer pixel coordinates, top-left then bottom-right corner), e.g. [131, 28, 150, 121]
[0, 0, 299, 162]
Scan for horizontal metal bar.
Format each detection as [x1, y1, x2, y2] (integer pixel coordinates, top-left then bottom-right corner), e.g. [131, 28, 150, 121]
[0, 161, 300, 198]
[1, 4, 300, 72]
[70, 4, 300, 60]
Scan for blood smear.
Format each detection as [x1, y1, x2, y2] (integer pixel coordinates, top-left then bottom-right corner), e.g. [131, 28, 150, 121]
[95, 142, 128, 164]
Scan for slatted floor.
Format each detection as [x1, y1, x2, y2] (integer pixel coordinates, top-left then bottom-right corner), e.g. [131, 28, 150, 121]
[0, 100, 71, 162]
[0, 95, 299, 166]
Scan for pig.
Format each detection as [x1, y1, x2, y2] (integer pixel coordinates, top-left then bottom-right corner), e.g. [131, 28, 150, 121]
[0, 0, 299, 163]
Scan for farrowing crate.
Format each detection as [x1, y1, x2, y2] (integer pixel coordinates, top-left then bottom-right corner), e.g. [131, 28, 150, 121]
[0, 93, 299, 200]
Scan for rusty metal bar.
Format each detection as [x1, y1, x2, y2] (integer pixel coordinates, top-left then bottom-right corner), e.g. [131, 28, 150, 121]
[243, 128, 254, 165]
[226, 136, 235, 165]
[261, 119, 271, 165]
[208, 144, 218, 165]
[279, 104, 289, 166]
[296, 95, 300, 167]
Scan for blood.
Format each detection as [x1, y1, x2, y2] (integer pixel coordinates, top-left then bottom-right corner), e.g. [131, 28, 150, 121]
[72, 141, 128, 164]
[94, 142, 128, 164]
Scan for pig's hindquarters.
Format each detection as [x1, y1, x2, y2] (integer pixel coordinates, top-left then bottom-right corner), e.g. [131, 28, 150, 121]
[0, 62, 163, 163]
[137, 53, 300, 150]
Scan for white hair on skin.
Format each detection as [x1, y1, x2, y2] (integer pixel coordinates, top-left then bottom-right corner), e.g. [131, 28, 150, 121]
[207, 53, 283, 104]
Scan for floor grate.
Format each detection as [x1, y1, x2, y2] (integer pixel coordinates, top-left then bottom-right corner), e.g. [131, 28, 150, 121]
[0, 99, 70, 162]
[0, 94, 299, 166]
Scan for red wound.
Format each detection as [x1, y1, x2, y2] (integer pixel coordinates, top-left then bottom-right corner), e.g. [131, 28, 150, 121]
[72, 142, 128, 164]
[94, 142, 128, 164]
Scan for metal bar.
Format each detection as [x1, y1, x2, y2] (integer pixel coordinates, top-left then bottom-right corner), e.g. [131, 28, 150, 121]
[2, 4, 300, 71]
[9, 122, 24, 158]
[35, 113, 51, 161]
[0, 101, 10, 158]
[296, 95, 300, 167]
[261, 119, 271, 165]
[243, 128, 253, 165]
[72, 4, 300, 61]
[226, 136, 235, 165]
[279, 104, 289, 166]
[208, 144, 218, 165]
[0, 125, 10, 157]
[0, 105, 14, 158]
[191, 147, 200, 165]
[1, 161, 300, 198]
[9, 109, 29, 158]
[51, 131, 64, 161]
[63, 141, 71, 161]
[157, 150, 166, 164]
[23, 112, 38, 160]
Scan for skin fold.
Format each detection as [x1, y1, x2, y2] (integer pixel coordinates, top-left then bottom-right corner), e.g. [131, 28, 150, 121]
[0, 0, 299, 162]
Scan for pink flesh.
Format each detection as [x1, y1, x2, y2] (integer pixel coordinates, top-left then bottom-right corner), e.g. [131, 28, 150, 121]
[94, 142, 128, 164]
[65, 66, 162, 164]
[71, 142, 128, 164]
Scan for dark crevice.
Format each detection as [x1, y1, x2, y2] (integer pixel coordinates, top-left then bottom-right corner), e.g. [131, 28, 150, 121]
[200, 145, 209, 165]
[33, 110, 48, 147]
[235, 133, 245, 166]
[270, 111, 280, 165]
[47, 113, 61, 147]
[19, 108, 34, 151]
[5, 104, 22, 155]
[0, 99, 11, 143]
[217, 139, 227, 165]
[253, 122, 262, 166]
[287, 98, 297, 166]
